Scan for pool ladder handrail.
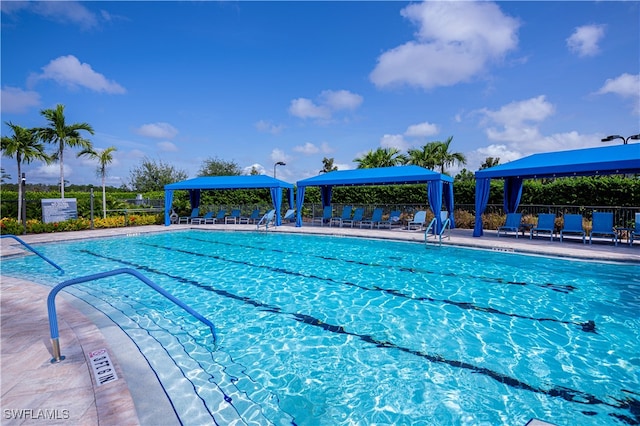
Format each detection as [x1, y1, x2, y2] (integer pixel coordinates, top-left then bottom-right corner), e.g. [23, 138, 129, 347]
[1, 234, 64, 273]
[256, 209, 276, 230]
[47, 267, 217, 362]
[424, 217, 451, 246]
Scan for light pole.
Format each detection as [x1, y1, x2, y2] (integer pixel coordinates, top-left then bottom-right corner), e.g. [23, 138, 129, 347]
[21, 173, 26, 235]
[273, 161, 286, 178]
[601, 134, 640, 144]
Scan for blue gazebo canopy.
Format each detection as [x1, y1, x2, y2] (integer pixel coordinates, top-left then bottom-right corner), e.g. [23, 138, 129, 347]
[295, 165, 454, 232]
[164, 175, 294, 226]
[473, 143, 640, 236]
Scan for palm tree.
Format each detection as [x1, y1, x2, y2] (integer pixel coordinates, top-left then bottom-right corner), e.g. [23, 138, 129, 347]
[406, 142, 443, 170]
[1, 122, 51, 221]
[36, 104, 94, 198]
[354, 147, 406, 168]
[79, 146, 117, 219]
[433, 136, 467, 174]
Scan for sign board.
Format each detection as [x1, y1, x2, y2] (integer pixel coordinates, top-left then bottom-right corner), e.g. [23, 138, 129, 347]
[41, 198, 78, 223]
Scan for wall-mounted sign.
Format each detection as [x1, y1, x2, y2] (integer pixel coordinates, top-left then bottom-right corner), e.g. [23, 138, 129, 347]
[41, 198, 78, 223]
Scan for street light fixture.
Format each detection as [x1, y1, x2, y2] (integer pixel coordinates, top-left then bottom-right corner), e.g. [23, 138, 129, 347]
[273, 161, 286, 178]
[601, 134, 640, 144]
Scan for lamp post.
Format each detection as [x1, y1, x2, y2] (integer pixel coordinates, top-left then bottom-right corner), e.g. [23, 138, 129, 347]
[89, 186, 95, 230]
[273, 161, 286, 178]
[601, 134, 640, 144]
[21, 173, 26, 235]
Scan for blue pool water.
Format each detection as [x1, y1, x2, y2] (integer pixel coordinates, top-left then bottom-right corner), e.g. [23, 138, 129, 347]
[2, 230, 639, 425]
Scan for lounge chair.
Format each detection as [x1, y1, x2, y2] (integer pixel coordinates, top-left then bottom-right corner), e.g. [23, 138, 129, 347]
[256, 209, 276, 230]
[378, 210, 402, 229]
[630, 213, 640, 246]
[311, 206, 333, 226]
[530, 213, 556, 241]
[589, 212, 618, 246]
[283, 209, 296, 223]
[359, 208, 383, 229]
[330, 205, 353, 227]
[205, 209, 226, 224]
[560, 214, 585, 244]
[245, 209, 262, 224]
[225, 209, 242, 224]
[178, 207, 200, 224]
[341, 207, 364, 228]
[407, 210, 427, 231]
[191, 211, 214, 225]
[497, 213, 523, 238]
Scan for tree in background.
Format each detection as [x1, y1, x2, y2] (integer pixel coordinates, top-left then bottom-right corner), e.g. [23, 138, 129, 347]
[454, 168, 475, 182]
[1, 122, 51, 221]
[479, 157, 500, 170]
[79, 146, 117, 218]
[35, 104, 94, 198]
[249, 166, 261, 175]
[354, 147, 406, 168]
[406, 142, 442, 170]
[129, 158, 188, 192]
[1, 168, 10, 183]
[432, 136, 467, 174]
[198, 156, 243, 176]
[320, 157, 338, 173]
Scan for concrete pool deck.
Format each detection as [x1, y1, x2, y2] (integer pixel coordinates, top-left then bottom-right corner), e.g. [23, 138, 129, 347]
[1, 224, 638, 425]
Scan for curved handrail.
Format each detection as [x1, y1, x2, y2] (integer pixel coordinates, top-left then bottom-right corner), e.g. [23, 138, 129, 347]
[424, 217, 451, 246]
[1, 234, 64, 273]
[47, 268, 217, 362]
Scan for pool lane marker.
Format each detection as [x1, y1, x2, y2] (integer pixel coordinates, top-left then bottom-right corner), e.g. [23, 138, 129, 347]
[185, 235, 578, 294]
[76, 248, 639, 425]
[142, 242, 596, 334]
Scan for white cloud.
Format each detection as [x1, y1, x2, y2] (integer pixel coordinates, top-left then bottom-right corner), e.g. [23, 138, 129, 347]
[380, 134, 410, 151]
[270, 148, 290, 164]
[567, 24, 605, 57]
[29, 55, 126, 94]
[289, 98, 330, 119]
[405, 121, 439, 138]
[289, 89, 363, 120]
[255, 119, 284, 134]
[319, 90, 363, 111]
[596, 73, 640, 98]
[243, 163, 266, 175]
[0, 86, 41, 114]
[135, 122, 178, 139]
[157, 141, 178, 152]
[293, 142, 320, 155]
[2, 1, 99, 30]
[33, 163, 70, 180]
[370, 1, 519, 90]
[320, 142, 333, 154]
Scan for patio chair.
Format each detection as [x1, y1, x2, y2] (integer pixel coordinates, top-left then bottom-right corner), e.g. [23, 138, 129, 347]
[191, 211, 213, 225]
[178, 207, 200, 224]
[589, 212, 618, 246]
[378, 210, 402, 229]
[256, 209, 276, 230]
[407, 210, 427, 231]
[560, 214, 585, 244]
[341, 207, 364, 228]
[225, 209, 242, 224]
[245, 209, 262, 224]
[630, 213, 640, 246]
[497, 213, 523, 238]
[283, 209, 296, 223]
[311, 206, 333, 226]
[330, 205, 353, 227]
[205, 209, 226, 224]
[359, 208, 383, 229]
[530, 213, 556, 241]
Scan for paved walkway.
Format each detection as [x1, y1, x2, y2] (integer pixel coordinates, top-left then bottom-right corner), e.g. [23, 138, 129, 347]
[1, 224, 638, 425]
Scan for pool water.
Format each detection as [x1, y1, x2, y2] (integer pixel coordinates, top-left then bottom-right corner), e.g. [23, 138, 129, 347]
[2, 230, 639, 425]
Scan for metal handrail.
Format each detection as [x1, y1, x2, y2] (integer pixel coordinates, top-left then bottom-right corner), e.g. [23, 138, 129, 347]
[47, 268, 217, 362]
[1, 234, 64, 273]
[424, 218, 451, 246]
[256, 209, 275, 230]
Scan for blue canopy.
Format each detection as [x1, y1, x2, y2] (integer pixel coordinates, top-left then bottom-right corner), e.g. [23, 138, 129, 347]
[164, 175, 294, 226]
[295, 165, 455, 232]
[473, 144, 640, 236]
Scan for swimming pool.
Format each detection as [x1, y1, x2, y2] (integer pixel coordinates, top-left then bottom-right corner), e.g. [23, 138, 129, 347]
[2, 230, 639, 425]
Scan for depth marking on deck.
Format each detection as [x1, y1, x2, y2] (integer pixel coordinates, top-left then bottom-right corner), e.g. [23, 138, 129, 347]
[88, 348, 119, 386]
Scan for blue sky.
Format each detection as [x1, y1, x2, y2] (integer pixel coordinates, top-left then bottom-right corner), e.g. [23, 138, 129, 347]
[2, 1, 639, 188]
